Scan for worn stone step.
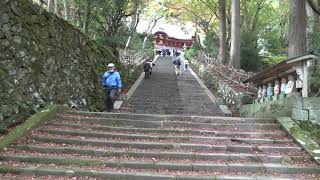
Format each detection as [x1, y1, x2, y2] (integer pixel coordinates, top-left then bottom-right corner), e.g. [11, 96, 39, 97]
[120, 106, 218, 112]
[0, 165, 310, 179]
[57, 116, 281, 130]
[40, 129, 292, 145]
[0, 165, 176, 179]
[130, 93, 184, 96]
[120, 105, 218, 110]
[12, 145, 308, 163]
[64, 111, 273, 123]
[48, 122, 287, 138]
[122, 103, 215, 109]
[125, 100, 214, 106]
[57, 114, 276, 124]
[0, 155, 319, 174]
[124, 98, 213, 103]
[126, 97, 212, 101]
[32, 136, 302, 153]
[120, 109, 220, 116]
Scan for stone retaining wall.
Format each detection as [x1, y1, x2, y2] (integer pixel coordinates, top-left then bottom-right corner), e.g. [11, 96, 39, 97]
[0, 0, 142, 133]
[240, 96, 320, 124]
[292, 97, 320, 123]
[240, 96, 320, 147]
[239, 97, 297, 118]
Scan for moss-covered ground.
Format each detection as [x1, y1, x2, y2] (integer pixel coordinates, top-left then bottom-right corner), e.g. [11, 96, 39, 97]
[0, 105, 66, 150]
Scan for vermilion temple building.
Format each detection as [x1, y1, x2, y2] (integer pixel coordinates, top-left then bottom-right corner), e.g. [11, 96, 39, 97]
[153, 31, 193, 53]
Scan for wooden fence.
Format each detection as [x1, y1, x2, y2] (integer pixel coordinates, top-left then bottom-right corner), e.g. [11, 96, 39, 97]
[119, 50, 146, 66]
[194, 52, 257, 96]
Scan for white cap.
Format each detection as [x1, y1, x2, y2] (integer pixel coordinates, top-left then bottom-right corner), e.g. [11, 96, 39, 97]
[107, 63, 115, 67]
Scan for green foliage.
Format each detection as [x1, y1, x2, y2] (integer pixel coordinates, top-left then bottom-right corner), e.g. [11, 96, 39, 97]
[239, 1, 289, 71]
[130, 33, 153, 56]
[307, 22, 320, 54]
[184, 48, 194, 60]
[203, 31, 219, 58]
[240, 32, 260, 72]
[259, 27, 287, 57]
[142, 37, 155, 57]
[262, 53, 287, 65]
[307, 22, 320, 96]
[309, 66, 320, 96]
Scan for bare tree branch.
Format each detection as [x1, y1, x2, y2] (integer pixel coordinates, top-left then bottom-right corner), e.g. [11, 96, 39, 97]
[307, 0, 320, 15]
[198, 0, 219, 19]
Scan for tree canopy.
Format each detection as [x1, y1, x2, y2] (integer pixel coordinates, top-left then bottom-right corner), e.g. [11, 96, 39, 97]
[34, 0, 320, 73]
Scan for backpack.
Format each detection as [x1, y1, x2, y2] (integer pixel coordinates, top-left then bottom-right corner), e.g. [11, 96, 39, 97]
[144, 63, 151, 71]
[174, 57, 181, 66]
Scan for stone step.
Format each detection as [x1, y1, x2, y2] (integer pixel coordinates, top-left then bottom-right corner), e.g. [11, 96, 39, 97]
[1, 55, 316, 180]
[120, 106, 217, 112]
[48, 122, 287, 138]
[131, 90, 206, 94]
[123, 101, 216, 105]
[127, 98, 213, 103]
[0, 155, 319, 174]
[40, 129, 293, 145]
[12, 145, 307, 163]
[32, 136, 302, 153]
[57, 116, 281, 130]
[120, 109, 221, 116]
[123, 102, 215, 107]
[120, 106, 218, 111]
[130, 92, 208, 96]
[63, 111, 274, 123]
[57, 113, 276, 124]
[0, 165, 312, 179]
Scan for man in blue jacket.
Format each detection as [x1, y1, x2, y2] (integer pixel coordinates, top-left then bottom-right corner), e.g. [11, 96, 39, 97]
[101, 63, 122, 112]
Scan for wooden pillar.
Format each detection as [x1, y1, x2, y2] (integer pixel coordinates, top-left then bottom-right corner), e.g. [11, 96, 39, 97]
[302, 61, 308, 97]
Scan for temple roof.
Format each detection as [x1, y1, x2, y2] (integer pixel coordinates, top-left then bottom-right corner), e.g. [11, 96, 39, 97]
[243, 52, 317, 84]
[154, 31, 193, 41]
[136, 20, 194, 40]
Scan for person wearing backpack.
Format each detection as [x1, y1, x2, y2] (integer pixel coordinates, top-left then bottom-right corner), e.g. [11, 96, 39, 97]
[143, 61, 151, 79]
[101, 63, 122, 112]
[148, 58, 155, 75]
[173, 54, 181, 75]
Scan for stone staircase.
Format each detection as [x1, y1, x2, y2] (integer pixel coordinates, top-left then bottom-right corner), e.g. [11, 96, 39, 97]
[119, 56, 224, 116]
[1, 56, 319, 179]
[0, 111, 319, 179]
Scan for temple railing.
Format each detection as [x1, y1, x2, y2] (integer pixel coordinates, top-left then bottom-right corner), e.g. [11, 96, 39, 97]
[119, 50, 147, 67]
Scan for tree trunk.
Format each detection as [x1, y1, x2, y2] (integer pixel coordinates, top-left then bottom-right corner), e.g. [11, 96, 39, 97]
[142, 36, 148, 49]
[279, 1, 287, 48]
[288, 0, 306, 58]
[218, 0, 227, 65]
[82, 0, 91, 34]
[229, 0, 240, 68]
[64, 0, 68, 20]
[54, 0, 58, 15]
[47, 0, 52, 12]
[142, 19, 158, 49]
[226, 1, 232, 51]
[125, 1, 139, 54]
[192, 19, 202, 47]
